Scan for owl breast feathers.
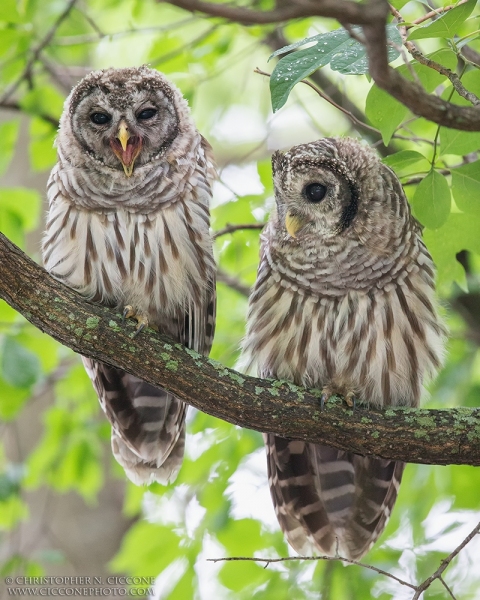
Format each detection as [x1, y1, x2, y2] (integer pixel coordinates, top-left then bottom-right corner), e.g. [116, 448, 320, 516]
[43, 66, 216, 485]
[239, 137, 447, 559]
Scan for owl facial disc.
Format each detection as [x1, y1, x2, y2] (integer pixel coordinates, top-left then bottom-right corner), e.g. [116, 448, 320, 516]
[110, 120, 143, 177]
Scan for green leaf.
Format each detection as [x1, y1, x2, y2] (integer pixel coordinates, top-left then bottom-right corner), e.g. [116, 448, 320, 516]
[441, 128, 480, 156]
[1, 336, 42, 388]
[0, 0, 23, 23]
[111, 522, 181, 574]
[383, 150, 430, 176]
[0, 120, 19, 176]
[0, 378, 30, 419]
[411, 170, 451, 229]
[29, 117, 57, 171]
[423, 213, 480, 290]
[408, 0, 477, 40]
[219, 560, 270, 593]
[451, 161, 480, 214]
[366, 48, 457, 144]
[270, 25, 401, 112]
[217, 518, 264, 555]
[0, 187, 41, 232]
[439, 71, 480, 156]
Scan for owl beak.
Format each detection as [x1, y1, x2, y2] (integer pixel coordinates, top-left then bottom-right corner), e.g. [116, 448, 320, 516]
[285, 211, 304, 238]
[111, 121, 142, 177]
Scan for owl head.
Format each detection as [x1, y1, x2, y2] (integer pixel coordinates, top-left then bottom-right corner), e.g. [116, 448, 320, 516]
[57, 66, 193, 178]
[271, 138, 408, 249]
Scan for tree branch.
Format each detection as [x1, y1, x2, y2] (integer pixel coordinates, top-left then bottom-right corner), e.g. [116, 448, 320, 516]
[2, 231, 480, 467]
[160, 0, 385, 25]
[160, 0, 480, 131]
[0, 0, 79, 104]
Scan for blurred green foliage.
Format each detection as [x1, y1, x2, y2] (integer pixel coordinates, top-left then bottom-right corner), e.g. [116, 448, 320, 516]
[1, 0, 480, 598]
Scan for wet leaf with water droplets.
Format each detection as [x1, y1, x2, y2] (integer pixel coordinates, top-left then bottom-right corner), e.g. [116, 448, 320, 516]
[270, 25, 401, 112]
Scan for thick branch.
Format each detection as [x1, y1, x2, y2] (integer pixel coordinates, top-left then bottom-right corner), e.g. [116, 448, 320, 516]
[160, 0, 385, 25]
[161, 0, 480, 131]
[1, 232, 480, 466]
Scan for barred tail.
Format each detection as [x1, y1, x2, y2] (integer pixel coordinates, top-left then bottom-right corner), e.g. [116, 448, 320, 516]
[83, 358, 187, 485]
[265, 434, 404, 559]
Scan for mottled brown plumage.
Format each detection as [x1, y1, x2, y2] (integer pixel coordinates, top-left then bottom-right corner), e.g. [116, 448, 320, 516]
[240, 137, 446, 559]
[43, 66, 216, 485]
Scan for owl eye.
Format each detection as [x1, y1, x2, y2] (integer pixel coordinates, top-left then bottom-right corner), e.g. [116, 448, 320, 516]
[90, 112, 111, 125]
[137, 108, 157, 120]
[304, 183, 327, 203]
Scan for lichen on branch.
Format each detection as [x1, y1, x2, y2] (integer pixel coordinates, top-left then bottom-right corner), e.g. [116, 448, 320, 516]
[1, 231, 479, 466]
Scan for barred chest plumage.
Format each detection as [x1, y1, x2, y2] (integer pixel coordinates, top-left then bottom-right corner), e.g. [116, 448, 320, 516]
[43, 179, 214, 346]
[242, 237, 446, 408]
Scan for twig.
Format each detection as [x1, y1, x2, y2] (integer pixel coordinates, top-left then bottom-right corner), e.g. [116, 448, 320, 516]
[412, 522, 480, 599]
[207, 555, 416, 590]
[51, 19, 196, 45]
[214, 223, 265, 239]
[405, 43, 480, 106]
[0, 0, 79, 104]
[149, 24, 219, 67]
[0, 100, 58, 128]
[254, 68, 383, 137]
[208, 522, 480, 599]
[216, 268, 250, 297]
[409, 0, 469, 28]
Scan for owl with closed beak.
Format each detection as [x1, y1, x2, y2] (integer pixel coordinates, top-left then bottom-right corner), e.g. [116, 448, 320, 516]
[43, 66, 216, 485]
[240, 137, 446, 559]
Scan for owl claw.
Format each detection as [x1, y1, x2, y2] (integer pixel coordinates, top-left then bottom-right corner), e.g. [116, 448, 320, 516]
[344, 391, 356, 409]
[122, 305, 149, 336]
[320, 387, 333, 411]
[123, 305, 136, 322]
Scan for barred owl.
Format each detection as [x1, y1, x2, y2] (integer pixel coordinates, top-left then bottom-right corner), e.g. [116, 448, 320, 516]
[240, 138, 446, 560]
[43, 66, 216, 485]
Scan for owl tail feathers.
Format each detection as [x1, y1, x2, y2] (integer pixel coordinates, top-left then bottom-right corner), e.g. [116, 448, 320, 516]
[266, 435, 405, 561]
[111, 427, 186, 486]
[81, 358, 189, 486]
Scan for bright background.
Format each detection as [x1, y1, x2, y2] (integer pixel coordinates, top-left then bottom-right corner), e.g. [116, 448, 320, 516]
[1, 0, 480, 598]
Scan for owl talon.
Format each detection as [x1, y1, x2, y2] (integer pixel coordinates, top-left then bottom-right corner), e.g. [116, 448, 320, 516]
[132, 319, 148, 338]
[123, 305, 135, 322]
[122, 305, 149, 336]
[320, 387, 333, 411]
[344, 392, 356, 409]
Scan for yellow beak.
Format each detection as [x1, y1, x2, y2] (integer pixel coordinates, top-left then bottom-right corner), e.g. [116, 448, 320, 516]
[117, 121, 130, 151]
[285, 211, 304, 238]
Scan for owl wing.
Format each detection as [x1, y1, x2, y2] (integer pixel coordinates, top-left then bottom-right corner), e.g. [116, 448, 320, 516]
[265, 434, 404, 559]
[85, 281, 216, 486]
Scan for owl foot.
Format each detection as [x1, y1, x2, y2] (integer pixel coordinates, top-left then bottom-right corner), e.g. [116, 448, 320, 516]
[319, 386, 333, 411]
[123, 305, 149, 337]
[319, 387, 356, 411]
[344, 391, 356, 409]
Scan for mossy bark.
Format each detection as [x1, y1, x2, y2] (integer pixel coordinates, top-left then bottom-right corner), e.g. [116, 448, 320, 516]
[1, 232, 479, 466]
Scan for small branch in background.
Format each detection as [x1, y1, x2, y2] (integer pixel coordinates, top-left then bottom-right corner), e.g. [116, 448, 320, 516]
[216, 268, 250, 297]
[213, 223, 265, 239]
[209, 520, 480, 599]
[405, 43, 480, 106]
[411, 521, 480, 600]
[461, 46, 480, 68]
[0, 0, 79, 104]
[207, 554, 416, 590]
[0, 100, 58, 128]
[254, 68, 383, 138]
[402, 169, 451, 185]
[408, 0, 469, 28]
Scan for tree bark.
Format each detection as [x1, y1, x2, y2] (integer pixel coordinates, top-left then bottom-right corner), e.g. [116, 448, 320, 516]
[1, 232, 479, 467]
